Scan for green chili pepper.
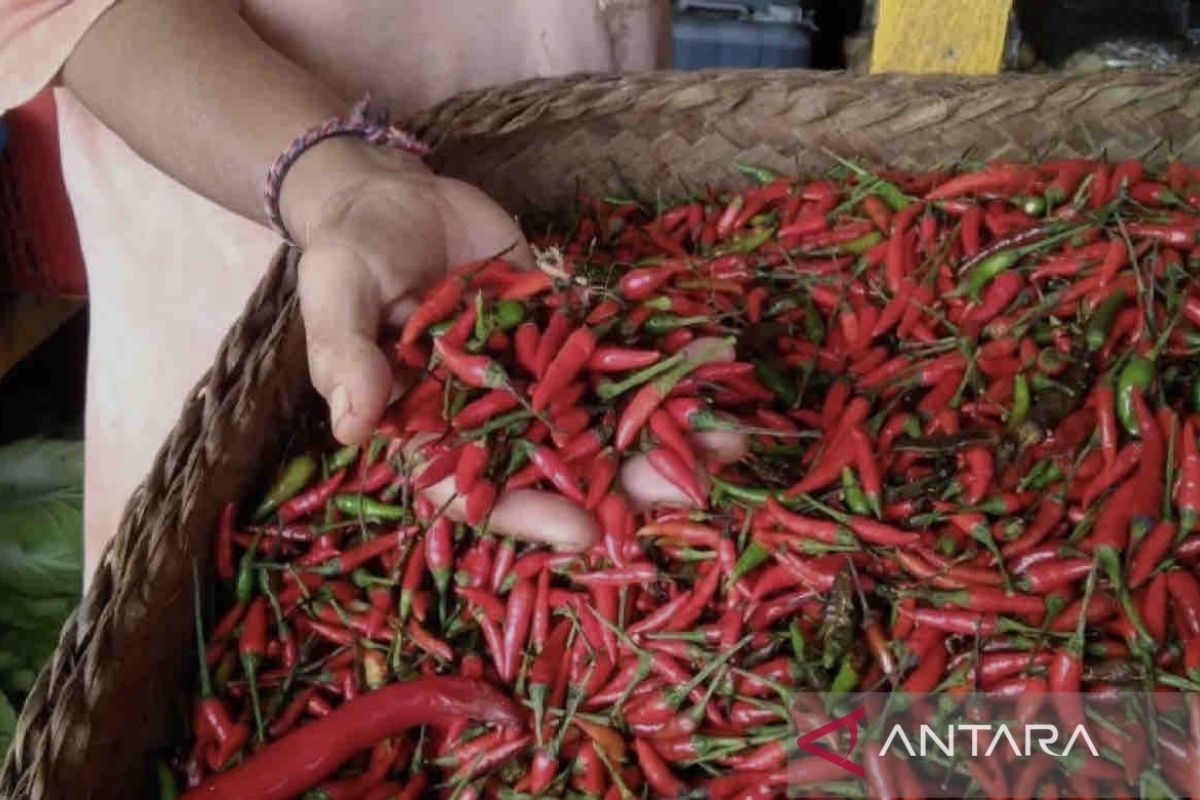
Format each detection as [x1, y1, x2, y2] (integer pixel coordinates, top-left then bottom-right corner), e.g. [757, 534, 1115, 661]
[326, 445, 360, 473]
[765, 293, 803, 317]
[254, 454, 318, 519]
[505, 444, 530, 477]
[802, 295, 826, 346]
[789, 620, 806, 661]
[734, 161, 779, 185]
[1096, 546, 1154, 649]
[935, 535, 958, 556]
[726, 541, 770, 585]
[1036, 347, 1070, 373]
[235, 529, 264, 604]
[494, 299, 526, 330]
[1008, 373, 1031, 428]
[332, 495, 411, 521]
[830, 659, 860, 693]
[446, 389, 471, 419]
[157, 761, 179, 800]
[1085, 290, 1127, 351]
[472, 291, 490, 344]
[960, 224, 1088, 301]
[1018, 195, 1046, 217]
[460, 409, 533, 440]
[828, 154, 912, 211]
[427, 318, 455, 338]
[840, 467, 871, 516]
[716, 226, 776, 255]
[754, 358, 797, 407]
[830, 230, 883, 255]
[595, 352, 686, 400]
[1116, 356, 1155, 436]
[709, 475, 772, 506]
[1031, 463, 1063, 490]
[644, 313, 711, 335]
[960, 249, 1023, 302]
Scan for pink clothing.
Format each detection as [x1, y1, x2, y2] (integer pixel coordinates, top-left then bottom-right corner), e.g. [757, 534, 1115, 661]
[1, 0, 662, 572]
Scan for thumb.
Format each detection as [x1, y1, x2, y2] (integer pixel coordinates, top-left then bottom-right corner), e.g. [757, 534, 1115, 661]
[298, 242, 394, 445]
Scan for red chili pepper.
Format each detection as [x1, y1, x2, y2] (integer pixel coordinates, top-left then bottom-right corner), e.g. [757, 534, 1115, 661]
[532, 327, 596, 412]
[412, 444, 463, 492]
[513, 322, 541, 376]
[456, 585, 506, 623]
[215, 502, 237, 581]
[278, 469, 346, 523]
[489, 538, 516, 595]
[634, 738, 686, 797]
[1176, 418, 1200, 534]
[555, 428, 604, 464]
[646, 446, 706, 506]
[1125, 222, 1200, 248]
[500, 579, 535, 682]
[927, 164, 1035, 200]
[433, 338, 514, 391]
[1169, 569, 1200, 638]
[649, 409, 698, 471]
[465, 480, 497, 526]
[1079, 440, 1141, 507]
[501, 271, 552, 300]
[439, 304, 477, 350]
[900, 606, 997, 636]
[534, 311, 572, 379]
[401, 277, 464, 346]
[454, 442, 489, 495]
[902, 633, 948, 691]
[570, 563, 658, 588]
[1129, 519, 1176, 588]
[1138, 570, 1170, 646]
[782, 439, 855, 499]
[530, 567, 551, 653]
[527, 445, 585, 504]
[587, 347, 663, 373]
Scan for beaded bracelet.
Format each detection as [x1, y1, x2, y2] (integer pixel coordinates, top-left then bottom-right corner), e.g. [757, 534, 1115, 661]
[264, 96, 429, 245]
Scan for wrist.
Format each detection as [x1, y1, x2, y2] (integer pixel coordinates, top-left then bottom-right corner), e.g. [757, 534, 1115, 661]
[277, 136, 431, 247]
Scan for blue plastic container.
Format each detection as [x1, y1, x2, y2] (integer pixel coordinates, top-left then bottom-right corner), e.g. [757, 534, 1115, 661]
[672, 0, 813, 69]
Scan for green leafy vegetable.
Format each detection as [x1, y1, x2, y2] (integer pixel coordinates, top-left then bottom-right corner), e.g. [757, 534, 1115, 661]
[0, 691, 14, 759]
[0, 438, 84, 760]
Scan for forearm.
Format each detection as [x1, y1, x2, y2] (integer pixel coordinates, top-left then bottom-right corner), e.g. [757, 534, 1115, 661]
[62, 0, 389, 239]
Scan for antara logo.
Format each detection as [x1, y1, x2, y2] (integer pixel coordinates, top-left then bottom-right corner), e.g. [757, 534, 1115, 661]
[795, 706, 867, 778]
[795, 706, 1101, 780]
[879, 723, 1100, 759]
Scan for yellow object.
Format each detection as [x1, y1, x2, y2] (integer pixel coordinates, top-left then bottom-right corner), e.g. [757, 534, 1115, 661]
[871, 0, 1013, 75]
[0, 293, 84, 381]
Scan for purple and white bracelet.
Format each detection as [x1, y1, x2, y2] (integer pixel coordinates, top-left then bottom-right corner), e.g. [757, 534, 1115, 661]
[264, 96, 429, 245]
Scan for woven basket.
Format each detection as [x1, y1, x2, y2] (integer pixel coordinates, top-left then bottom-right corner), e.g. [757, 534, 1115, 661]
[5, 67, 1200, 799]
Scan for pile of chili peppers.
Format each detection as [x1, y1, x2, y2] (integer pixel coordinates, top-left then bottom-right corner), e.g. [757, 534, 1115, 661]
[174, 157, 1200, 799]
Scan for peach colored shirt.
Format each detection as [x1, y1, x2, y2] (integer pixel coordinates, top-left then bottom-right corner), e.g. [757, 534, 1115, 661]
[1, 0, 663, 573]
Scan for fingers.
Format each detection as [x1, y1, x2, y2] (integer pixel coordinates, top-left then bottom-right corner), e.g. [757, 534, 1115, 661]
[619, 455, 697, 510]
[435, 177, 535, 269]
[421, 477, 598, 552]
[298, 242, 394, 445]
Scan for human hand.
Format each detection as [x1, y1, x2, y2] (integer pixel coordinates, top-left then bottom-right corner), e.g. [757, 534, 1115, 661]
[283, 145, 746, 551]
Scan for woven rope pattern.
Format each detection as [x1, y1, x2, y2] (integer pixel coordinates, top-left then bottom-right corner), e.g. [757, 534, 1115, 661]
[5, 68, 1200, 798]
[407, 69, 1200, 214]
